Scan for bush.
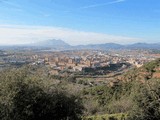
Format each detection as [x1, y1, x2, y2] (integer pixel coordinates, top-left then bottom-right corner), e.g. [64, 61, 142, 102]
[128, 79, 160, 120]
[83, 113, 127, 120]
[0, 67, 83, 120]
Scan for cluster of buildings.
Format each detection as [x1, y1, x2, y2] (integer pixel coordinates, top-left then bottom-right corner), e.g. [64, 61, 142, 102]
[0, 49, 159, 74]
[35, 50, 159, 75]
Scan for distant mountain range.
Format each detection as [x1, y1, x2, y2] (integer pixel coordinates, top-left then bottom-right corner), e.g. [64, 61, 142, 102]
[2, 39, 160, 50]
[32, 39, 160, 50]
[32, 39, 70, 49]
[74, 43, 124, 50]
[125, 43, 160, 49]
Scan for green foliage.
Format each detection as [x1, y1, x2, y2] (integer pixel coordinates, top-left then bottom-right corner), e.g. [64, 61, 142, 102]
[82, 82, 134, 115]
[128, 79, 160, 120]
[50, 74, 63, 80]
[82, 63, 131, 76]
[83, 113, 127, 120]
[66, 75, 77, 83]
[143, 58, 160, 72]
[121, 58, 160, 82]
[0, 67, 83, 120]
[1, 59, 160, 119]
[83, 77, 160, 119]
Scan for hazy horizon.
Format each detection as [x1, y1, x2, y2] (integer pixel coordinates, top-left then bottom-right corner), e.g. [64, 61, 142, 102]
[0, 38, 159, 47]
[0, 0, 160, 45]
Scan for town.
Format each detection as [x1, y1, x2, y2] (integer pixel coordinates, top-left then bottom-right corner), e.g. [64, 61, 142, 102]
[0, 48, 159, 75]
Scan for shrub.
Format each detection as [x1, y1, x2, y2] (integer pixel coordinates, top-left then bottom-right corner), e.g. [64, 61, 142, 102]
[0, 67, 83, 120]
[128, 79, 160, 120]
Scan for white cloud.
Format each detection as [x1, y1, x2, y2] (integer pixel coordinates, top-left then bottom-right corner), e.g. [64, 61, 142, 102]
[80, 0, 126, 9]
[110, 0, 126, 4]
[0, 24, 141, 45]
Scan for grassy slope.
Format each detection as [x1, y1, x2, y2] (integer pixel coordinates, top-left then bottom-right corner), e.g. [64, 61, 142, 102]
[83, 113, 127, 120]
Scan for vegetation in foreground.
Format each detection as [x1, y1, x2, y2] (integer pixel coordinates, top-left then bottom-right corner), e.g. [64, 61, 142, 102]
[83, 113, 127, 120]
[0, 67, 83, 120]
[0, 59, 160, 120]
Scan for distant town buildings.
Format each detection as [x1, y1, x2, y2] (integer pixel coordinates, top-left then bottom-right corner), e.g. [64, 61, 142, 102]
[0, 49, 159, 74]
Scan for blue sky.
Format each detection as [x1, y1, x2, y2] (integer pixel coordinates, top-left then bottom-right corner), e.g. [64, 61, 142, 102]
[0, 0, 160, 45]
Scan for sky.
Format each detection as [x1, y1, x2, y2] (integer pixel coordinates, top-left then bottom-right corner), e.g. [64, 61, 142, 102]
[0, 0, 160, 45]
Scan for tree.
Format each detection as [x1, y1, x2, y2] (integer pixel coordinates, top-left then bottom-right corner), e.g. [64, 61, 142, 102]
[128, 79, 160, 120]
[0, 67, 83, 120]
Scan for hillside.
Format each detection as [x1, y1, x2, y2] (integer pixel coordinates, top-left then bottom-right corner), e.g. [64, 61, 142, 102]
[75, 42, 160, 50]
[117, 58, 160, 83]
[81, 59, 160, 120]
[126, 43, 160, 49]
[75, 43, 123, 50]
[1, 59, 160, 120]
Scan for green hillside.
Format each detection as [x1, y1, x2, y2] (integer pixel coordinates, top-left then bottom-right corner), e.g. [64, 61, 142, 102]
[0, 59, 160, 120]
[81, 58, 160, 119]
[117, 58, 160, 82]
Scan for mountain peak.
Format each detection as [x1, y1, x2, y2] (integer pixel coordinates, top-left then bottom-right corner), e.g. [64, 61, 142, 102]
[34, 39, 70, 48]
